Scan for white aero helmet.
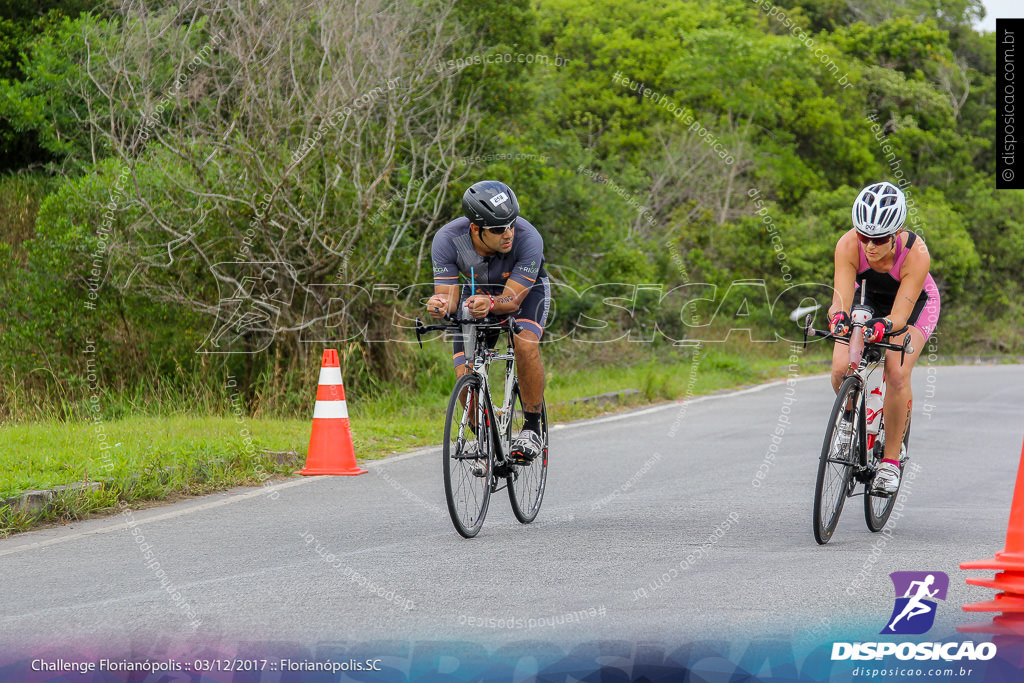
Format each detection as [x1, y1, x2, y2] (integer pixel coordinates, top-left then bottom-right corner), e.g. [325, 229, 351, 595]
[851, 182, 907, 237]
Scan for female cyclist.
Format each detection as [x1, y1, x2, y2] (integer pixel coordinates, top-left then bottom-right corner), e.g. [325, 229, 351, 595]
[827, 182, 940, 494]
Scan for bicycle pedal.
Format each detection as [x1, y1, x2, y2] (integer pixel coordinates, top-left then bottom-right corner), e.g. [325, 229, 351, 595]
[493, 462, 513, 479]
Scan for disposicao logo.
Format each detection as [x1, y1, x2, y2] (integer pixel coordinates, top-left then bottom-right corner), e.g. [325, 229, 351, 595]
[882, 571, 947, 635]
[830, 571, 997, 663]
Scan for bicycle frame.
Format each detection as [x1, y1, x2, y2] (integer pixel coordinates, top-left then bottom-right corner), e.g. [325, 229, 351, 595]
[466, 328, 518, 472]
[805, 312, 912, 471]
[417, 314, 522, 482]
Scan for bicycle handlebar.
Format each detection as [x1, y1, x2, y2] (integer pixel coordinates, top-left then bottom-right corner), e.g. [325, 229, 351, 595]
[414, 314, 523, 348]
[802, 282, 914, 366]
[803, 314, 914, 365]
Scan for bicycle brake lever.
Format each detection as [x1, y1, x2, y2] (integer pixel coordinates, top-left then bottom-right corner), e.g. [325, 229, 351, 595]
[901, 335, 913, 366]
[803, 314, 812, 349]
[415, 317, 424, 349]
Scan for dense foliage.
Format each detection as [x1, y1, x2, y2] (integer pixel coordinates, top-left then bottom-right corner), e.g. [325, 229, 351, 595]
[0, 0, 1019, 420]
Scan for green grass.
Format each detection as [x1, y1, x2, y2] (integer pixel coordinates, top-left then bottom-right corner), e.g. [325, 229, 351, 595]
[0, 338, 823, 535]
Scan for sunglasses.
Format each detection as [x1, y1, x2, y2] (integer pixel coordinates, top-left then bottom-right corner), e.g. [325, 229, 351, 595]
[482, 222, 515, 235]
[856, 232, 893, 247]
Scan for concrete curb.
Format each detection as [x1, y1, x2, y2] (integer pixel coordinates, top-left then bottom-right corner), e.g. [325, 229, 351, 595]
[3, 482, 103, 514]
[2, 450, 302, 517]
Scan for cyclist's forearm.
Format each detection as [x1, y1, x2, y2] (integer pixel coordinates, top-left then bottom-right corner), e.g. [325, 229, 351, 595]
[490, 292, 520, 314]
[492, 282, 528, 314]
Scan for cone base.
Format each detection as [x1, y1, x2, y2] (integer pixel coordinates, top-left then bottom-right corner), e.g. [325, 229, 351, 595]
[962, 553, 1024, 572]
[298, 466, 367, 476]
[963, 597, 1024, 613]
[967, 573, 1024, 593]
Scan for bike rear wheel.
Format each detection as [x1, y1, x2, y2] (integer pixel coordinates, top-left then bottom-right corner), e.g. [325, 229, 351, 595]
[506, 382, 548, 524]
[443, 373, 492, 538]
[864, 416, 910, 531]
[813, 376, 861, 545]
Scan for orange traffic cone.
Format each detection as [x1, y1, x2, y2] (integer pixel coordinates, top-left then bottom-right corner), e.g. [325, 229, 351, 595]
[298, 349, 367, 476]
[960, 436, 1024, 662]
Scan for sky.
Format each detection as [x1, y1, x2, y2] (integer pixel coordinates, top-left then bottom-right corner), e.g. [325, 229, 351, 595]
[977, 0, 1020, 33]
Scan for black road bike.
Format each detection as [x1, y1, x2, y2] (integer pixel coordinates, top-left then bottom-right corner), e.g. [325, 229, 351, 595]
[417, 314, 549, 538]
[804, 287, 914, 545]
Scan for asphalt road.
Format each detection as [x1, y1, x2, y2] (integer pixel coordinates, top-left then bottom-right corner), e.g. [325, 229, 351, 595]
[2, 364, 1022, 658]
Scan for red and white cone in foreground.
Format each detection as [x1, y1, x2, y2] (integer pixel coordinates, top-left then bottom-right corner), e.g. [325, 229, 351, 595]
[298, 349, 366, 476]
[960, 436, 1024, 665]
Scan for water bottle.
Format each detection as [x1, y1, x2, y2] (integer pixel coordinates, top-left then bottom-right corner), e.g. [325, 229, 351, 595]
[865, 386, 883, 435]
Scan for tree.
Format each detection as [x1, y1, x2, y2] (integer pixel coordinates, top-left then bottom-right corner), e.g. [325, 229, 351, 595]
[26, 0, 483, 374]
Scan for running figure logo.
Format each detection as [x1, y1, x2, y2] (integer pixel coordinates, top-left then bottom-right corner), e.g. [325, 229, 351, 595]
[881, 571, 949, 635]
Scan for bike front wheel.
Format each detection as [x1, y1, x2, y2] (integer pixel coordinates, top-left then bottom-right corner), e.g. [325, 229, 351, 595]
[813, 376, 860, 545]
[443, 373, 492, 538]
[864, 416, 910, 532]
[506, 383, 548, 524]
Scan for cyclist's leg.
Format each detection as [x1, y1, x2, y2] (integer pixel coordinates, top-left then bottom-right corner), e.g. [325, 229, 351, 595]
[515, 328, 544, 412]
[452, 337, 470, 378]
[509, 278, 549, 460]
[830, 339, 848, 393]
[451, 336, 475, 429]
[882, 325, 925, 463]
[511, 276, 550, 415]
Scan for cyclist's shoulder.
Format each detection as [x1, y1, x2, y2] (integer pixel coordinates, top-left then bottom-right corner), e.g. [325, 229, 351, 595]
[900, 230, 931, 264]
[432, 218, 472, 258]
[835, 229, 860, 260]
[512, 217, 544, 250]
[835, 228, 859, 246]
[435, 216, 471, 240]
[902, 229, 930, 251]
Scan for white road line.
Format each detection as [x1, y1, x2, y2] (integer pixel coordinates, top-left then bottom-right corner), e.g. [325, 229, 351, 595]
[0, 477, 315, 557]
[552, 374, 823, 430]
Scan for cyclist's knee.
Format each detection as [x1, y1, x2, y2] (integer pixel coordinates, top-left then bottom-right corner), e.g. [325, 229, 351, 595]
[515, 331, 541, 354]
[887, 370, 912, 394]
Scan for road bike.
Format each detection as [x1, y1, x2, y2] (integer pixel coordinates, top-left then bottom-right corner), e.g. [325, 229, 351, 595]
[804, 287, 914, 545]
[416, 313, 549, 538]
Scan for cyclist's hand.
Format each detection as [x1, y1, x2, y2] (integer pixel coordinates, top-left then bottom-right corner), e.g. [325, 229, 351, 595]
[864, 317, 893, 343]
[426, 294, 449, 319]
[828, 311, 851, 337]
[464, 294, 493, 319]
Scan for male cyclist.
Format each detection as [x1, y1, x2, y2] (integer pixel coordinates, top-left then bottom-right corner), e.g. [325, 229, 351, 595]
[827, 182, 940, 494]
[426, 180, 550, 463]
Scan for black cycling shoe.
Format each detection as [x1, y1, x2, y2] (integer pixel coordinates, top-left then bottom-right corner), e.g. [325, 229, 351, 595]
[509, 428, 543, 464]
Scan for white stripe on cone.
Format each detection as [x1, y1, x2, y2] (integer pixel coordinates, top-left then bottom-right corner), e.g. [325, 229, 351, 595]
[318, 366, 344, 386]
[313, 401, 349, 419]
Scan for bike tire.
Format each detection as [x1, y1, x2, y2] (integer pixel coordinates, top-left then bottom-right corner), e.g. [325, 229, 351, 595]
[813, 376, 861, 545]
[443, 373, 492, 538]
[864, 415, 910, 532]
[506, 382, 548, 524]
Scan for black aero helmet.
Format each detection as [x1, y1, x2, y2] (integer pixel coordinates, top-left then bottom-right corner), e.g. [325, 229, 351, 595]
[462, 180, 519, 228]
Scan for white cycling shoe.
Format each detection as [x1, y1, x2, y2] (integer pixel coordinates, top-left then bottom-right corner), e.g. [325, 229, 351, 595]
[872, 461, 901, 495]
[510, 428, 543, 464]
